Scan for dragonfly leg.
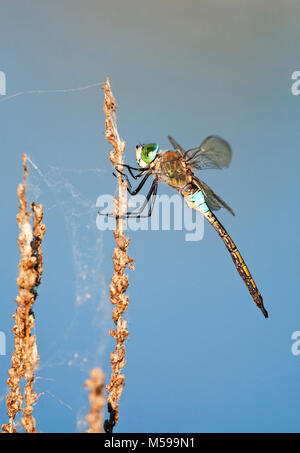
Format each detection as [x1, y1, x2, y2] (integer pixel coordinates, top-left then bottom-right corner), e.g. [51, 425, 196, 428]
[113, 167, 147, 195]
[122, 179, 158, 218]
[113, 170, 152, 196]
[147, 179, 158, 216]
[115, 163, 150, 176]
[115, 167, 146, 180]
[99, 178, 158, 218]
[112, 171, 135, 194]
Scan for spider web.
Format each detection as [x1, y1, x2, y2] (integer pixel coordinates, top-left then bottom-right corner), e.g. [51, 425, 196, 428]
[23, 156, 112, 432]
[0, 81, 114, 432]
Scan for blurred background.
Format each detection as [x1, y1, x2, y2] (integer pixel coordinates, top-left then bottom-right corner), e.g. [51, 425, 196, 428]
[0, 0, 299, 433]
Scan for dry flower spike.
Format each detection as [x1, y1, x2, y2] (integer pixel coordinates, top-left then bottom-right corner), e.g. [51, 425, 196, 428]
[84, 367, 106, 433]
[102, 78, 134, 433]
[2, 154, 46, 433]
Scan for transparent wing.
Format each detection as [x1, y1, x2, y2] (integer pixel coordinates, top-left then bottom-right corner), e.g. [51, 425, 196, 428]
[185, 136, 232, 170]
[193, 176, 235, 216]
[168, 136, 186, 157]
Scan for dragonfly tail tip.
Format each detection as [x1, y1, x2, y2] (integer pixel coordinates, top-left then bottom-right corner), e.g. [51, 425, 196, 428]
[260, 306, 269, 318]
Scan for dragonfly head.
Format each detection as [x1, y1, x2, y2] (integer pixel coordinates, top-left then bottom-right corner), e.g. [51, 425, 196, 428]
[136, 143, 159, 168]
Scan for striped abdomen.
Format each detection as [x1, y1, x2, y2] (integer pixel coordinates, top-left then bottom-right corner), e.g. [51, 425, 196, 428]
[185, 189, 268, 318]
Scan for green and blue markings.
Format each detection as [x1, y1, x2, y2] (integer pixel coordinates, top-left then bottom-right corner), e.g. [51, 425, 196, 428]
[189, 190, 210, 213]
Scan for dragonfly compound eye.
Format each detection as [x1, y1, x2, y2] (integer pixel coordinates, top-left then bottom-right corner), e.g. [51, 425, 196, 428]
[141, 143, 158, 164]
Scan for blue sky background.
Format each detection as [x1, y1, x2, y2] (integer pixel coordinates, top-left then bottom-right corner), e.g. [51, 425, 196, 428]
[0, 0, 299, 433]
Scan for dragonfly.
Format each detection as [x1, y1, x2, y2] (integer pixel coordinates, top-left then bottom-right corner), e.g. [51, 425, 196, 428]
[102, 135, 268, 318]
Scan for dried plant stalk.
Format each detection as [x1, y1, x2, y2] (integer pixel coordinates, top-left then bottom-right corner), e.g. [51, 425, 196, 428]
[102, 78, 134, 433]
[2, 154, 46, 434]
[84, 367, 106, 433]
